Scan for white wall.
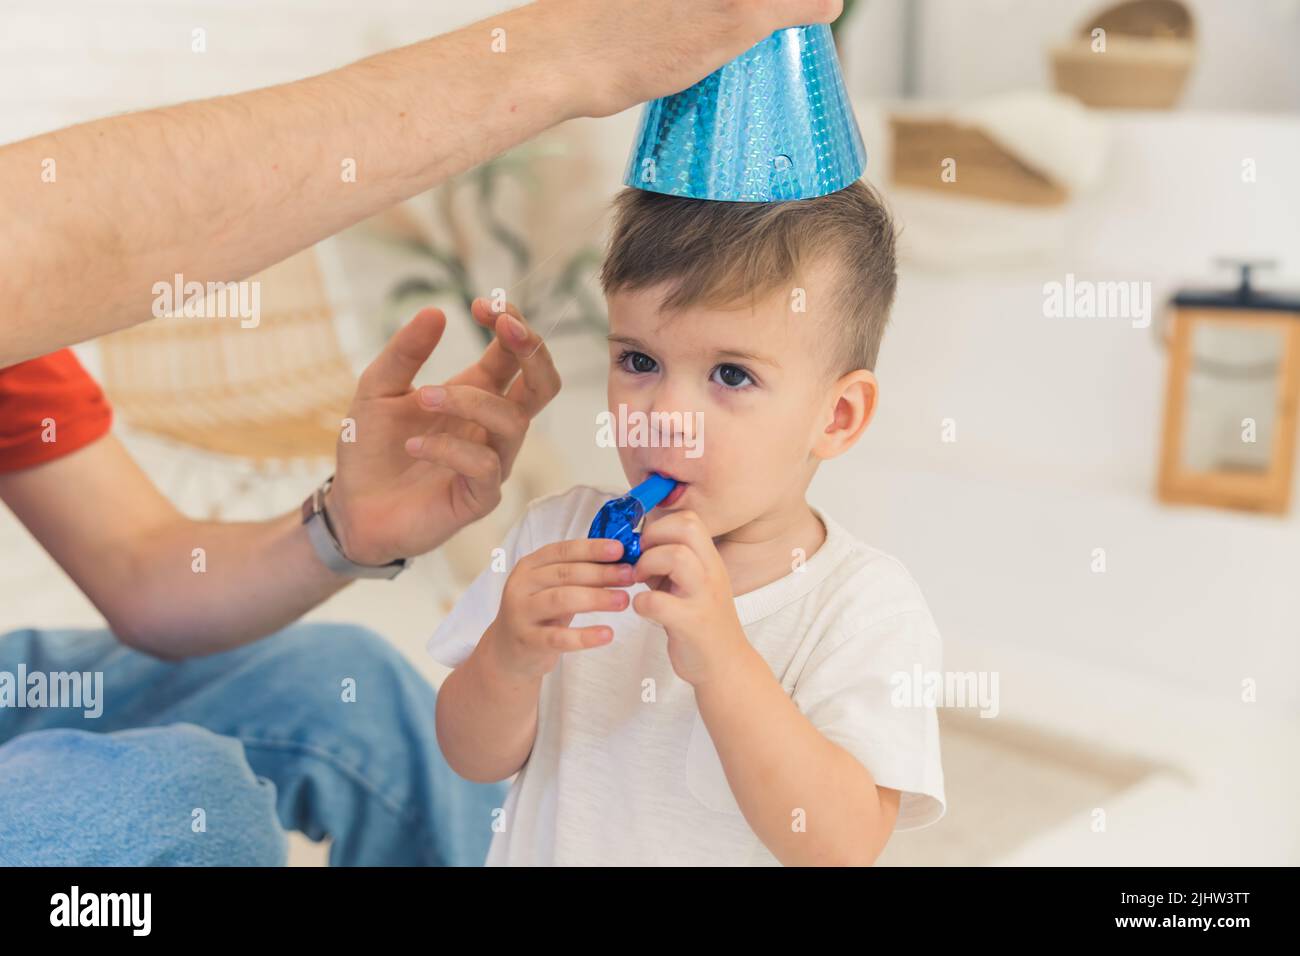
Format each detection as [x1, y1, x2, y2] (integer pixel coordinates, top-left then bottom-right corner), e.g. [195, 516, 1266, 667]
[0, 0, 519, 143]
[842, 0, 1300, 112]
[8, 0, 1295, 145]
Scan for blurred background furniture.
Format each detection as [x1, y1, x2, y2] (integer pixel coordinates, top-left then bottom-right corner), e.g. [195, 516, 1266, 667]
[1157, 261, 1300, 514]
[1051, 0, 1197, 109]
[97, 249, 353, 518]
[890, 113, 1071, 206]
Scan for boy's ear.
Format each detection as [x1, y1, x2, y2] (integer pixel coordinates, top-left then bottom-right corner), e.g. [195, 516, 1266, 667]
[813, 369, 878, 462]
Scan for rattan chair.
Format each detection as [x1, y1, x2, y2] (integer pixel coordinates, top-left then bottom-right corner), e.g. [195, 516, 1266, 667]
[98, 248, 354, 516]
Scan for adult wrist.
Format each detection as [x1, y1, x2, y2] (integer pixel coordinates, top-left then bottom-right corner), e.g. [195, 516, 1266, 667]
[321, 480, 364, 564]
[301, 476, 408, 580]
[495, 2, 593, 123]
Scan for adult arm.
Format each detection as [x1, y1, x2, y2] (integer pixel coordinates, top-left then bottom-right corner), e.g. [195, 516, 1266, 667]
[0, 301, 557, 659]
[0, 0, 841, 365]
[0, 435, 344, 659]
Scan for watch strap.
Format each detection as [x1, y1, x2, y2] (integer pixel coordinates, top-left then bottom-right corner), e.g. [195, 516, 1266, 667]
[301, 476, 408, 580]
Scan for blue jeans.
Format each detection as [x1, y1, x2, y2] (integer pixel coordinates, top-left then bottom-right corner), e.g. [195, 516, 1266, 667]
[0, 623, 506, 866]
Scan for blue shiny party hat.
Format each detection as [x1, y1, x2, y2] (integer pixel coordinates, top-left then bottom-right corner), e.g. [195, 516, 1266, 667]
[623, 23, 866, 202]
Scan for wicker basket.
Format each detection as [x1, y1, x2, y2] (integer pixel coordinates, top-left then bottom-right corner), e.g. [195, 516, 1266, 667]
[889, 115, 1069, 207]
[1050, 0, 1196, 109]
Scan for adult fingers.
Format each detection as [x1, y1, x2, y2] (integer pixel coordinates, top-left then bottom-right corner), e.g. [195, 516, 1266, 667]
[403, 433, 503, 511]
[413, 384, 529, 467]
[481, 305, 561, 419]
[465, 297, 525, 391]
[760, 0, 844, 31]
[356, 308, 447, 399]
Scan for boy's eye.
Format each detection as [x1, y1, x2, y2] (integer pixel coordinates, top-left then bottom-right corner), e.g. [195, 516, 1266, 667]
[616, 350, 658, 374]
[615, 351, 755, 390]
[712, 364, 754, 390]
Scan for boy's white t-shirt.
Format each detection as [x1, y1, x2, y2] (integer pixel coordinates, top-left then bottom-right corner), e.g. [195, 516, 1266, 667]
[428, 485, 946, 866]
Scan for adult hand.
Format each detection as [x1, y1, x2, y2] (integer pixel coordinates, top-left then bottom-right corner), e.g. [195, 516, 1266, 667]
[540, 0, 845, 119]
[326, 299, 560, 566]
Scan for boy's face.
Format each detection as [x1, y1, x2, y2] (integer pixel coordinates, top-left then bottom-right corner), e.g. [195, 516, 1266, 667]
[604, 271, 872, 538]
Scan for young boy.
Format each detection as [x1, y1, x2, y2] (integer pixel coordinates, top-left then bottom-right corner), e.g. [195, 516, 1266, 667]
[429, 181, 945, 866]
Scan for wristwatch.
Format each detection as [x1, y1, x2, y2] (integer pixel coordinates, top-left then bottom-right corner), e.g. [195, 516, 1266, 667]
[301, 475, 409, 580]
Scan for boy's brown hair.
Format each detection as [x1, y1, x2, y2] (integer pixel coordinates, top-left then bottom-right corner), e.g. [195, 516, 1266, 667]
[600, 180, 898, 375]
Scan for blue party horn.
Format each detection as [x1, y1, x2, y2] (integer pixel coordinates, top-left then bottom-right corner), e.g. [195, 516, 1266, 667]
[623, 23, 867, 202]
[587, 473, 679, 565]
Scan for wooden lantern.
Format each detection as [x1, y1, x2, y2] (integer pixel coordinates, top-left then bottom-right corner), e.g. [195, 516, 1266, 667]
[1157, 261, 1300, 514]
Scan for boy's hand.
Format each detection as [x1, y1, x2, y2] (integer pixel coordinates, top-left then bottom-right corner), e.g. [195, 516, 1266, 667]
[631, 510, 752, 688]
[485, 538, 637, 680]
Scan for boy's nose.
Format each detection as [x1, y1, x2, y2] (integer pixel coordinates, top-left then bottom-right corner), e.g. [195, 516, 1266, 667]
[646, 391, 701, 444]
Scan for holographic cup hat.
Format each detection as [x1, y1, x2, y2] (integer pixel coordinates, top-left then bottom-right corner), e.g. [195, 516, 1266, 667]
[623, 23, 867, 202]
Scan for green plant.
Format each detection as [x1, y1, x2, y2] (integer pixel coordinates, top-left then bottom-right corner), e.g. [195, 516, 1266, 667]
[379, 144, 607, 346]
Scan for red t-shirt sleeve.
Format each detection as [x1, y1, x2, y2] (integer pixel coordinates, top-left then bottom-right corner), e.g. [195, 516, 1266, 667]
[0, 348, 114, 474]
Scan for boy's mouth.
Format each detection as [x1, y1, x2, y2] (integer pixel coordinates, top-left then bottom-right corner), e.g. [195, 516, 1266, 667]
[647, 470, 689, 507]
